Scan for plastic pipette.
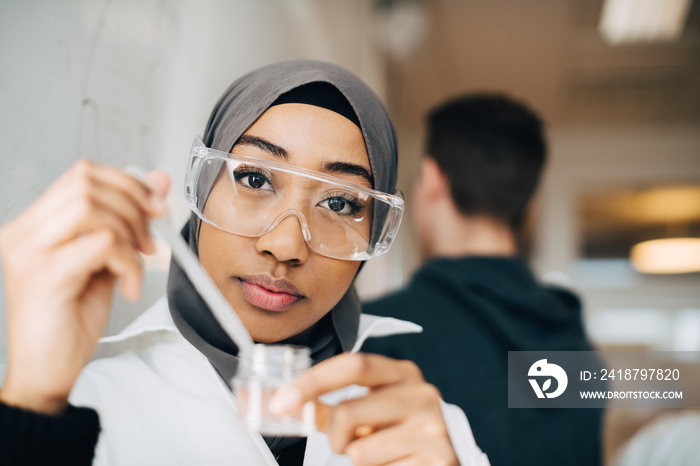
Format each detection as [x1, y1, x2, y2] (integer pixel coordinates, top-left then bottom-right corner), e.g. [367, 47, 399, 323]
[126, 167, 255, 354]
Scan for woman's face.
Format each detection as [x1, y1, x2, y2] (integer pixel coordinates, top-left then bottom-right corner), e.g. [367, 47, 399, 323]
[198, 103, 370, 343]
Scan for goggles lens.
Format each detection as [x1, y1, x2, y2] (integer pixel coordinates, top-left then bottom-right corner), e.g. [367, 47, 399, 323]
[185, 139, 404, 260]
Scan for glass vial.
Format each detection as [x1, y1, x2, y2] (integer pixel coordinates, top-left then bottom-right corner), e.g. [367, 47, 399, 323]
[232, 344, 315, 436]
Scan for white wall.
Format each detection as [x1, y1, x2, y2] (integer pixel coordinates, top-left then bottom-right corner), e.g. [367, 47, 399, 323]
[535, 123, 700, 348]
[0, 0, 386, 362]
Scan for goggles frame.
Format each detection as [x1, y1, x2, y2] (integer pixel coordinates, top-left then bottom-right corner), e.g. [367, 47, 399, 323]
[184, 138, 404, 260]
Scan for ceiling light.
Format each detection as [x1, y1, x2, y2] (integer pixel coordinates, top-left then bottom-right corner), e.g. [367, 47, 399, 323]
[630, 238, 700, 274]
[374, 0, 429, 59]
[599, 0, 692, 45]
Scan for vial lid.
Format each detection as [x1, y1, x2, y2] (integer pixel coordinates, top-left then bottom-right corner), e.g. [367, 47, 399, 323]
[239, 344, 311, 379]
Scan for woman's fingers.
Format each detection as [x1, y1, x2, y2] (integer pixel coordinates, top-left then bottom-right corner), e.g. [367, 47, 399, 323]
[270, 353, 424, 415]
[321, 383, 443, 454]
[146, 170, 171, 197]
[34, 195, 146, 252]
[369, 457, 430, 466]
[3, 159, 169, 309]
[86, 161, 167, 216]
[0, 228, 144, 412]
[22, 161, 168, 253]
[343, 422, 424, 466]
[30, 161, 162, 220]
[80, 179, 155, 252]
[57, 227, 144, 302]
[268, 353, 457, 465]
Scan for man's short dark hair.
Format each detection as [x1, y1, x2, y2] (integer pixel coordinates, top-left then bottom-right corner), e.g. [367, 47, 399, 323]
[426, 93, 547, 229]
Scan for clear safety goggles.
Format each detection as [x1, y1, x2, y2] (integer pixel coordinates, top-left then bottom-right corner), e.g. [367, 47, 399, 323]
[185, 138, 404, 260]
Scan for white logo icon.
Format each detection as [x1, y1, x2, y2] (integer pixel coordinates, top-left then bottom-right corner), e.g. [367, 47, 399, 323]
[528, 359, 568, 399]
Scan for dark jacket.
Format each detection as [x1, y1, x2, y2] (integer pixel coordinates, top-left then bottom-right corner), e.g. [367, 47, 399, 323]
[0, 401, 99, 465]
[362, 256, 604, 466]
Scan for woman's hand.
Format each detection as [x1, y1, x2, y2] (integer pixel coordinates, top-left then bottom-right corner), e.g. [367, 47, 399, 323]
[270, 352, 459, 466]
[0, 160, 169, 414]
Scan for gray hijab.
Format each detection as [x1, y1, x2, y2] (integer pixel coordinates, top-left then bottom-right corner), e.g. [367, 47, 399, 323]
[166, 61, 398, 451]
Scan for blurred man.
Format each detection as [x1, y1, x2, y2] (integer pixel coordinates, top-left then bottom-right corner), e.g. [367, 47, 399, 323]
[363, 94, 604, 466]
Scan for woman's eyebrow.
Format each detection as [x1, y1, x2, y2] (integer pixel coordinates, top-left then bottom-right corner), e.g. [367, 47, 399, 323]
[324, 161, 373, 189]
[233, 135, 288, 159]
[234, 134, 373, 188]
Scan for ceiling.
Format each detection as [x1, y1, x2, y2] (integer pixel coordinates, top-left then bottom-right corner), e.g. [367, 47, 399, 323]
[382, 0, 700, 128]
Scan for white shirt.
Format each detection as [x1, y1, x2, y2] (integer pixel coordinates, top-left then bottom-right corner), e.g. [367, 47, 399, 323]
[70, 297, 490, 465]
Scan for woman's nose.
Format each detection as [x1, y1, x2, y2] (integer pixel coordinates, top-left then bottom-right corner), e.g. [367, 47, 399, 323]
[255, 213, 309, 265]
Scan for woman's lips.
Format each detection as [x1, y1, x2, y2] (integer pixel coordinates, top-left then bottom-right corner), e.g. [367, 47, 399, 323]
[238, 276, 304, 312]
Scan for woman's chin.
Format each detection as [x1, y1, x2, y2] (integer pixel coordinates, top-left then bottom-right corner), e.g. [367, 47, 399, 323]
[234, 303, 307, 344]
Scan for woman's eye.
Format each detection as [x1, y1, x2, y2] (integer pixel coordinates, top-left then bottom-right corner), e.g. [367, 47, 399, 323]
[320, 196, 363, 215]
[233, 170, 273, 191]
[245, 174, 265, 188]
[327, 198, 348, 213]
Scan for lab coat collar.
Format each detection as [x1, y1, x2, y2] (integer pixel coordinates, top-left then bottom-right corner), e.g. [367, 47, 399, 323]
[97, 296, 422, 356]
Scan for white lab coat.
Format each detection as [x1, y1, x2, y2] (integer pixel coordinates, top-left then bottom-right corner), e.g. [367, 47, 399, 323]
[70, 297, 490, 465]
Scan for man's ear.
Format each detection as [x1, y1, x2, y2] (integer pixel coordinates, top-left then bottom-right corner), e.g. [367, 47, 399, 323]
[419, 157, 450, 202]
